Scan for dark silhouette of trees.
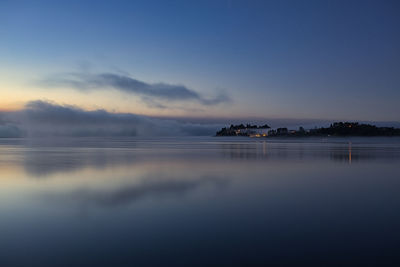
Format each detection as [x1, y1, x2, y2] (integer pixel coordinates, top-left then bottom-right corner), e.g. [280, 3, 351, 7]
[216, 122, 400, 137]
[312, 122, 400, 136]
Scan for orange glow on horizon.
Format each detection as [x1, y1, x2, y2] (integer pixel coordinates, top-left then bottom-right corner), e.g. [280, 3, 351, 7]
[0, 103, 24, 112]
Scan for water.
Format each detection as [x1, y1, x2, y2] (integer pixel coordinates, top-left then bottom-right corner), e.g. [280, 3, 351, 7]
[1, 137, 400, 266]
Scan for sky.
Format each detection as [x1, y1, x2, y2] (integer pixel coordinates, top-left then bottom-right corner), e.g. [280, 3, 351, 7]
[1, 0, 400, 124]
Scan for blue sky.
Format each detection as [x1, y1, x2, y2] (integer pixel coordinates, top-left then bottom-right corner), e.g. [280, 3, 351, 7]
[1, 0, 400, 121]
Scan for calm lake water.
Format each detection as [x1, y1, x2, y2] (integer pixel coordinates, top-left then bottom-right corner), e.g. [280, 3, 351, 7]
[1, 137, 400, 266]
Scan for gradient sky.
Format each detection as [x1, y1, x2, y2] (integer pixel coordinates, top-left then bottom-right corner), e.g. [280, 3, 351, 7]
[1, 0, 400, 121]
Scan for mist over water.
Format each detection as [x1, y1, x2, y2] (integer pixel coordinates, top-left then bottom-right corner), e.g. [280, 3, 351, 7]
[0, 101, 222, 138]
[1, 136, 400, 266]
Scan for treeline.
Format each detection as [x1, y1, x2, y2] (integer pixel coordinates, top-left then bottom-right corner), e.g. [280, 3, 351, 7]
[310, 122, 400, 136]
[216, 122, 400, 137]
[216, 124, 270, 136]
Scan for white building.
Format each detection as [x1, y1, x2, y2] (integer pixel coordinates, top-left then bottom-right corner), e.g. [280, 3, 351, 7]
[236, 128, 269, 137]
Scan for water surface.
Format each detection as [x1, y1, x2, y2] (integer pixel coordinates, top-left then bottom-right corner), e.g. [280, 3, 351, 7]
[1, 137, 400, 266]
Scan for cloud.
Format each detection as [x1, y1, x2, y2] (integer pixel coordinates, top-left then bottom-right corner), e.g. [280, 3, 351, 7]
[0, 100, 222, 137]
[41, 72, 231, 106]
[0, 124, 24, 138]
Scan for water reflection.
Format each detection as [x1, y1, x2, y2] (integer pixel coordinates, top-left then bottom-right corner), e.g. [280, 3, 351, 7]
[1, 137, 400, 266]
[22, 148, 141, 177]
[1, 137, 396, 179]
[42, 175, 227, 208]
[218, 139, 400, 163]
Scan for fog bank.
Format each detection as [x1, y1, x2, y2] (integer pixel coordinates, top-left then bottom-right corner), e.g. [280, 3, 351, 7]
[0, 101, 221, 137]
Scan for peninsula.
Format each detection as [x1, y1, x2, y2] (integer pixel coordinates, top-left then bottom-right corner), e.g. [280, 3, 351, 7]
[216, 122, 400, 137]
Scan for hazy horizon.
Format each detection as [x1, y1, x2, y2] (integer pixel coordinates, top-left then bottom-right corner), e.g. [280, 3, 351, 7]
[1, 99, 399, 138]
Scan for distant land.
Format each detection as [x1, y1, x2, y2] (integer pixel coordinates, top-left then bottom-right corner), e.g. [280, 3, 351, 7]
[216, 122, 400, 137]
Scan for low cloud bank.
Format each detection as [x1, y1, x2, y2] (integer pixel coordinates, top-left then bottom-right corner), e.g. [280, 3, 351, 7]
[0, 100, 221, 137]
